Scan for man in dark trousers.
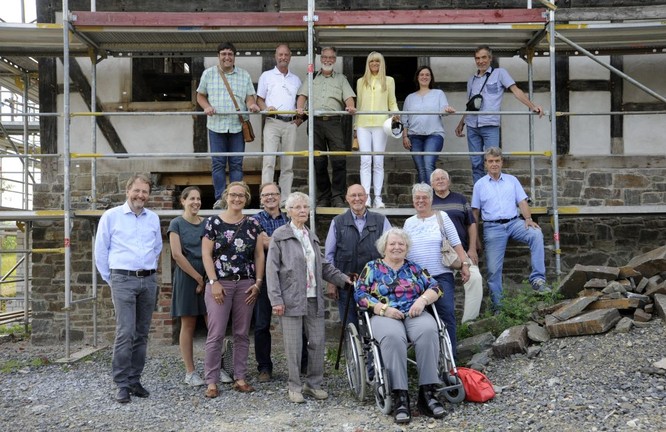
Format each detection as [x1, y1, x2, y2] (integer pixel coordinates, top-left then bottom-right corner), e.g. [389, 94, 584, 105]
[324, 184, 391, 326]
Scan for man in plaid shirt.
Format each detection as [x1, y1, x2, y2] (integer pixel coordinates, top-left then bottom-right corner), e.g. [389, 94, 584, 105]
[197, 42, 260, 209]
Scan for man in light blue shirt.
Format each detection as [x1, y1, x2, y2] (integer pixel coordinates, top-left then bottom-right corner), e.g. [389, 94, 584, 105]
[456, 45, 543, 184]
[95, 174, 162, 404]
[471, 147, 550, 309]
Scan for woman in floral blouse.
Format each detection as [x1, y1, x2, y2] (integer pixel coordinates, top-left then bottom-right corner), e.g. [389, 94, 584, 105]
[354, 227, 445, 424]
[202, 181, 265, 398]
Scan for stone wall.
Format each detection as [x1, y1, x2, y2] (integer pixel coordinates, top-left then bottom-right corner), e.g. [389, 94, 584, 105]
[29, 156, 666, 344]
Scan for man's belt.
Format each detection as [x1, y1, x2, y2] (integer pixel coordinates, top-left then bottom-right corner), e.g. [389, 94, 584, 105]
[315, 115, 340, 121]
[111, 269, 156, 277]
[267, 114, 294, 122]
[483, 216, 519, 224]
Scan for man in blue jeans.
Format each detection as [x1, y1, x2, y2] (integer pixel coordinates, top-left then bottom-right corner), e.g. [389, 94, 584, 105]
[471, 147, 550, 309]
[455, 45, 543, 185]
[197, 41, 260, 209]
[94, 174, 162, 404]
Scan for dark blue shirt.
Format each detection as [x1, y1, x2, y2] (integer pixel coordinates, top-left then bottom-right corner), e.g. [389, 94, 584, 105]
[254, 210, 289, 236]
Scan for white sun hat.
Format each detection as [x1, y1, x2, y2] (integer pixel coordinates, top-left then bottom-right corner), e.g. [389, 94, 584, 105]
[383, 117, 404, 138]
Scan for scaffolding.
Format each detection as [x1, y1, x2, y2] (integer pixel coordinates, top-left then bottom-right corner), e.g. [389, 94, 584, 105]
[1, 0, 666, 357]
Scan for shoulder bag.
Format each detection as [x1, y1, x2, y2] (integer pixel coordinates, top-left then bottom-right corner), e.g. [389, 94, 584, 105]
[465, 67, 492, 112]
[217, 66, 255, 142]
[434, 211, 462, 270]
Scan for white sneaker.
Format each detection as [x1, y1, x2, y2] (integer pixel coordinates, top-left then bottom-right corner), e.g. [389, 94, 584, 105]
[373, 197, 385, 209]
[219, 368, 233, 384]
[184, 371, 205, 386]
[302, 384, 328, 400]
[289, 390, 305, 403]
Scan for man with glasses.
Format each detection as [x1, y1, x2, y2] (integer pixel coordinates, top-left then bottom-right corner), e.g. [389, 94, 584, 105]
[257, 44, 303, 206]
[455, 45, 544, 185]
[253, 183, 307, 382]
[296, 46, 356, 207]
[431, 169, 484, 322]
[324, 184, 391, 327]
[197, 41, 260, 209]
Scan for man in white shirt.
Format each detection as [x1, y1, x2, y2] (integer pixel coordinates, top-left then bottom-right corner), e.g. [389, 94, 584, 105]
[257, 44, 303, 206]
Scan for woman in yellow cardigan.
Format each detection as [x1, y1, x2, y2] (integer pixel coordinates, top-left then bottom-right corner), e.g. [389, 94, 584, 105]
[355, 52, 399, 209]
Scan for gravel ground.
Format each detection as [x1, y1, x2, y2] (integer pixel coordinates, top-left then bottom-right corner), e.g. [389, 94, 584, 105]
[1, 321, 665, 432]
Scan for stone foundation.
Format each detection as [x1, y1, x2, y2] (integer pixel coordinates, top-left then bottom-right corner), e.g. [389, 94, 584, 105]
[30, 156, 666, 345]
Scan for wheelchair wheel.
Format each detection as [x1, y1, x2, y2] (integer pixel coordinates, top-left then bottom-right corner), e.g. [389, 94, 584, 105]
[371, 347, 393, 415]
[440, 371, 466, 404]
[344, 323, 367, 401]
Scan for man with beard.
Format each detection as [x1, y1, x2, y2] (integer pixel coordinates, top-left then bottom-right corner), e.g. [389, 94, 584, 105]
[296, 46, 356, 207]
[95, 174, 163, 403]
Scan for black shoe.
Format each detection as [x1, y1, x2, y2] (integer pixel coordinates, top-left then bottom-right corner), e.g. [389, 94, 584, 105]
[128, 383, 150, 398]
[115, 387, 130, 404]
[393, 390, 411, 424]
[316, 198, 331, 207]
[418, 385, 445, 419]
[331, 196, 346, 208]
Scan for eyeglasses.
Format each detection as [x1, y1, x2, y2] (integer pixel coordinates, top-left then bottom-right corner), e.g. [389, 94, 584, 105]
[289, 205, 311, 211]
[261, 192, 280, 198]
[321, 55, 336, 60]
[413, 196, 431, 201]
[228, 193, 246, 199]
[347, 193, 366, 199]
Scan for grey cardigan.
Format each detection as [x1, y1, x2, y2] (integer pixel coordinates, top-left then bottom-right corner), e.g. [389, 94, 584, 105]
[266, 224, 347, 317]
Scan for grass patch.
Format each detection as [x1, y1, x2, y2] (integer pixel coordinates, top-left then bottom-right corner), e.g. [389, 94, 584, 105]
[0, 355, 49, 374]
[457, 281, 562, 339]
[0, 323, 30, 337]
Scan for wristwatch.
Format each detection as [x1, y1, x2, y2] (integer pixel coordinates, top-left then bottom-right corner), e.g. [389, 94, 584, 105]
[208, 279, 216, 285]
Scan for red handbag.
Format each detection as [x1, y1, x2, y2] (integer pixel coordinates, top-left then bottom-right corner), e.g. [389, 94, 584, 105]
[456, 367, 496, 403]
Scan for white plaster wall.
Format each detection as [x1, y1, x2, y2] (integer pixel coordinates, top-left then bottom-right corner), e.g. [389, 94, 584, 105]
[569, 92, 611, 155]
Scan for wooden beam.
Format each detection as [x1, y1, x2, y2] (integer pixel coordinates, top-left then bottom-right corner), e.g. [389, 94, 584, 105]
[70, 9, 547, 27]
[160, 172, 263, 186]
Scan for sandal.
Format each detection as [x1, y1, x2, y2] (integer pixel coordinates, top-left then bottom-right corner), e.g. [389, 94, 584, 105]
[233, 380, 255, 393]
[205, 385, 219, 399]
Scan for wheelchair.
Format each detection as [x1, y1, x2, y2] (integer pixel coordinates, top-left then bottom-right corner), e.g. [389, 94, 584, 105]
[344, 305, 465, 414]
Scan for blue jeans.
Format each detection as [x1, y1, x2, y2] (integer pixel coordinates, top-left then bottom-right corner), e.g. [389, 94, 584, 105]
[336, 285, 359, 329]
[110, 272, 157, 388]
[467, 125, 500, 184]
[409, 134, 443, 184]
[432, 272, 457, 360]
[209, 130, 244, 200]
[483, 218, 546, 307]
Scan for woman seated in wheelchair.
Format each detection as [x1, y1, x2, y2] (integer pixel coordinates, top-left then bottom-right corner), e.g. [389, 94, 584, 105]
[354, 227, 446, 423]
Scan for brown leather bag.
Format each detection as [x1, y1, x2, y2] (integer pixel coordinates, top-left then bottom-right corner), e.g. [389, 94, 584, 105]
[218, 66, 255, 142]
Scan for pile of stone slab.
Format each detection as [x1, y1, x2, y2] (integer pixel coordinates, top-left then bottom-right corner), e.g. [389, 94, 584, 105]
[547, 244, 666, 338]
[459, 245, 666, 365]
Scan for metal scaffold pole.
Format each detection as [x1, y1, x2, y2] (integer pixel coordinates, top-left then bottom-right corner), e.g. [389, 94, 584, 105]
[63, 0, 73, 358]
[548, 1, 562, 281]
[306, 0, 316, 227]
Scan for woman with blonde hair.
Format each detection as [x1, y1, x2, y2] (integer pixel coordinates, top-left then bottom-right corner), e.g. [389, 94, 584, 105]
[355, 51, 399, 209]
[202, 181, 265, 398]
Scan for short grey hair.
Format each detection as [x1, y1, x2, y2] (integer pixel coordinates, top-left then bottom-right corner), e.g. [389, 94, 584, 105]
[484, 146, 503, 160]
[411, 182, 433, 198]
[285, 191, 310, 210]
[375, 227, 411, 257]
[430, 169, 450, 184]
